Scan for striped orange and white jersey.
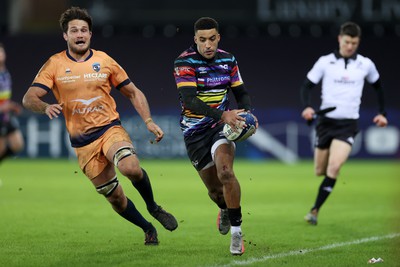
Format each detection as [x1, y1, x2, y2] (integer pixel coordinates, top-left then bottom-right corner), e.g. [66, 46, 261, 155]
[31, 49, 131, 147]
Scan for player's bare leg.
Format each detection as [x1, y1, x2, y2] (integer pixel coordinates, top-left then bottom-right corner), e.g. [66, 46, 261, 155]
[214, 143, 244, 255]
[106, 141, 178, 231]
[314, 148, 329, 177]
[199, 166, 230, 235]
[0, 131, 24, 162]
[306, 140, 352, 225]
[92, 163, 158, 245]
[305, 147, 329, 223]
[326, 139, 352, 178]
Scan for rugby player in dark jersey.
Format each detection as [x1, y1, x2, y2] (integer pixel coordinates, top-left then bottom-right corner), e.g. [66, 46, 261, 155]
[0, 43, 24, 164]
[173, 17, 258, 255]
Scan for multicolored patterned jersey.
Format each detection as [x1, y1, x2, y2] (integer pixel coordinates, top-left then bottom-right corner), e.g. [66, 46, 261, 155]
[31, 49, 131, 147]
[174, 45, 243, 136]
[0, 69, 12, 107]
[0, 69, 12, 123]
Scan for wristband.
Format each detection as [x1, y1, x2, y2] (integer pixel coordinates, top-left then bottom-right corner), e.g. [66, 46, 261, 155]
[145, 118, 153, 124]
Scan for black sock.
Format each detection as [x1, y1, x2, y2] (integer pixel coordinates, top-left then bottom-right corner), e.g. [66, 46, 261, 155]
[312, 176, 337, 211]
[218, 203, 228, 210]
[228, 207, 242, 227]
[119, 198, 152, 231]
[132, 168, 157, 212]
[0, 146, 14, 162]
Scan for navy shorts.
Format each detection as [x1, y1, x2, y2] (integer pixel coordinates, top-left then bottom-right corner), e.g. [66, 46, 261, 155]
[184, 123, 232, 171]
[315, 117, 359, 149]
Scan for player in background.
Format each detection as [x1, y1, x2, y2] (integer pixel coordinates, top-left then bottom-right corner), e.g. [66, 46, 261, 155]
[22, 7, 177, 245]
[300, 22, 388, 225]
[0, 43, 24, 164]
[173, 17, 258, 255]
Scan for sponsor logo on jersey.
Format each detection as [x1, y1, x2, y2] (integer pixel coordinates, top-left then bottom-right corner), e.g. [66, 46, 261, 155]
[219, 64, 228, 70]
[205, 76, 230, 86]
[57, 75, 81, 83]
[71, 96, 102, 106]
[72, 105, 105, 115]
[334, 76, 355, 85]
[175, 66, 192, 76]
[83, 72, 108, 81]
[70, 96, 104, 115]
[65, 68, 71, 74]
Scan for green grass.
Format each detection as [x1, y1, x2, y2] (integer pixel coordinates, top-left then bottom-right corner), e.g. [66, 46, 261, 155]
[0, 159, 399, 267]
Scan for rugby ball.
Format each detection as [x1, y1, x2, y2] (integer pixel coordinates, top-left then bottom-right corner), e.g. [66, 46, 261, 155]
[223, 112, 257, 142]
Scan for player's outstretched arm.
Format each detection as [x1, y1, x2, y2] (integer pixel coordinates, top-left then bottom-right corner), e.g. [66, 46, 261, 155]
[120, 82, 164, 142]
[22, 86, 62, 119]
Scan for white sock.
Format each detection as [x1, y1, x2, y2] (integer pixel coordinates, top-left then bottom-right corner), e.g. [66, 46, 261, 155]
[231, 226, 241, 235]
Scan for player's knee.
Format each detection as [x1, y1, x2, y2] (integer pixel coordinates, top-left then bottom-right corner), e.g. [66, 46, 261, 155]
[327, 163, 341, 178]
[120, 165, 142, 181]
[315, 167, 326, 176]
[217, 166, 234, 184]
[11, 142, 24, 153]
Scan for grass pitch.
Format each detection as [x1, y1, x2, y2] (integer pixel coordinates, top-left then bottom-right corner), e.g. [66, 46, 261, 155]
[0, 159, 399, 267]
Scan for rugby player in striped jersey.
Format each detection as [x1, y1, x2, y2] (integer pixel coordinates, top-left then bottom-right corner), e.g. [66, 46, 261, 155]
[174, 17, 258, 256]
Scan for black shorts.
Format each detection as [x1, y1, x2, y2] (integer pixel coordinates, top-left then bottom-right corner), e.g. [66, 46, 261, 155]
[0, 113, 20, 137]
[315, 117, 359, 149]
[184, 124, 233, 171]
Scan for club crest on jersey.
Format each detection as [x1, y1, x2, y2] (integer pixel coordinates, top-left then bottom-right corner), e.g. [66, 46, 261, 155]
[92, 63, 101, 72]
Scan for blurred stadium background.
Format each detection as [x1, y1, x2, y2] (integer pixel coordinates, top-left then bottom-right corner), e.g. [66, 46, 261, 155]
[1, 0, 399, 162]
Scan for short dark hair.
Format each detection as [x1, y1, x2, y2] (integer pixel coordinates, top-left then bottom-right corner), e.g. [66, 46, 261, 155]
[340, 22, 361, 38]
[194, 17, 219, 33]
[59, 7, 92, 33]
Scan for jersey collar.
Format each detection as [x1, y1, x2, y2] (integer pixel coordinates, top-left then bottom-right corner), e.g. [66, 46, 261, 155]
[334, 50, 357, 60]
[66, 49, 93, 62]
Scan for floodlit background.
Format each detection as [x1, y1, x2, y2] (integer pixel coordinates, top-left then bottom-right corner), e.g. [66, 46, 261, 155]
[1, 2, 399, 266]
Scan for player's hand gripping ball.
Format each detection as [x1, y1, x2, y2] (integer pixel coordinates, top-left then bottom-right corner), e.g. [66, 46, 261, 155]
[223, 112, 257, 142]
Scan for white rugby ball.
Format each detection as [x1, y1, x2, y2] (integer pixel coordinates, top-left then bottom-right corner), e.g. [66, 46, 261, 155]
[223, 112, 257, 142]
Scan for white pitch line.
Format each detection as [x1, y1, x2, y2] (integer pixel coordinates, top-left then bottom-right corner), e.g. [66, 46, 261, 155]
[216, 233, 400, 267]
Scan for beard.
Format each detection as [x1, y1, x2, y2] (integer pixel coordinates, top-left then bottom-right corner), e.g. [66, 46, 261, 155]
[69, 41, 90, 56]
